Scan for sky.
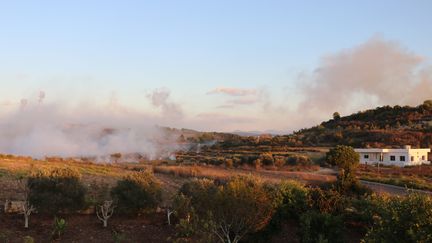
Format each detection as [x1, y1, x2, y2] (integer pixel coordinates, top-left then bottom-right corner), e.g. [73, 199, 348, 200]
[1, 0, 432, 133]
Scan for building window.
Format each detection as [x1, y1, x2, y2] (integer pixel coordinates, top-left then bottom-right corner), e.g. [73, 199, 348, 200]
[422, 155, 426, 160]
[400, 156, 405, 161]
[364, 154, 369, 159]
[411, 156, 414, 161]
[390, 156, 395, 161]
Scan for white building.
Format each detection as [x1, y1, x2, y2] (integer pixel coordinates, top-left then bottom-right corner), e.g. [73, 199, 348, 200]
[354, 145, 431, 167]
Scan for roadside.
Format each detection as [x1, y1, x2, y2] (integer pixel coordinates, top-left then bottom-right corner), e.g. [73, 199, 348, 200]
[360, 180, 432, 196]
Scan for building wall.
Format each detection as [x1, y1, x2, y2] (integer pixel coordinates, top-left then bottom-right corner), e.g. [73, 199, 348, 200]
[356, 148, 430, 167]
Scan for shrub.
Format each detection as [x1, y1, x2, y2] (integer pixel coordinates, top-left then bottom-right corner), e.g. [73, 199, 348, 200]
[347, 194, 388, 227]
[299, 211, 344, 243]
[224, 159, 233, 168]
[111, 171, 162, 214]
[362, 193, 432, 242]
[272, 181, 309, 220]
[257, 180, 309, 239]
[23, 236, 35, 243]
[274, 156, 286, 167]
[308, 188, 346, 214]
[254, 159, 262, 169]
[287, 155, 312, 166]
[259, 152, 274, 166]
[175, 176, 275, 243]
[27, 168, 86, 214]
[52, 217, 67, 240]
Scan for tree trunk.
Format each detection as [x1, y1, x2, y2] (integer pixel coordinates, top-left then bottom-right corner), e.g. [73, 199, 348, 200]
[24, 215, 29, 228]
[103, 220, 107, 227]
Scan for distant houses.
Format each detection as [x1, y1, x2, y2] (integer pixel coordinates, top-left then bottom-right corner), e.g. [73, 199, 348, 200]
[355, 145, 431, 167]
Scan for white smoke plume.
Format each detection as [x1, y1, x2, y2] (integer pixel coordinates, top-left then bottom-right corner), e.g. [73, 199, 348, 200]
[147, 88, 183, 119]
[0, 89, 184, 161]
[299, 37, 432, 118]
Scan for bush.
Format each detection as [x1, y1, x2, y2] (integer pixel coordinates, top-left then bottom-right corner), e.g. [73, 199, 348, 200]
[274, 156, 286, 167]
[28, 168, 86, 214]
[254, 159, 262, 169]
[23, 236, 35, 243]
[224, 159, 233, 168]
[299, 211, 344, 243]
[272, 181, 309, 220]
[52, 217, 67, 240]
[362, 193, 432, 242]
[175, 176, 275, 243]
[308, 188, 346, 214]
[259, 152, 274, 166]
[111, 171, 162, 214]
[287, 155, 312, 166]
[255, 180, 309, 240]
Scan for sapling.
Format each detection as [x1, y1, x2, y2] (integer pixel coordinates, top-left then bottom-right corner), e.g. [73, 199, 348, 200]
[166, 208, 175, 225]
[22, 201, 36, 228]
[17, 177, 36, 228]
[96, 200, 115, 227]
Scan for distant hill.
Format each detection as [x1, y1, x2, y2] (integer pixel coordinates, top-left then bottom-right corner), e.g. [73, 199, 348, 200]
[215, 101, 432, 149]
[280, 101, 432, 148]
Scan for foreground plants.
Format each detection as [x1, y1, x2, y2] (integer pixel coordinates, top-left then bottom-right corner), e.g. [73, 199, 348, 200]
[111, 171, 162, 214]
[172, 176, 275, 243]
[96, 200, 116, 227]
[52, 217, 67, 240]
[27, 167, 87, 215]
[362, 193, 432, 242]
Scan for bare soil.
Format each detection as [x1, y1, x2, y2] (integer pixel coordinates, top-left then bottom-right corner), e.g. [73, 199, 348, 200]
[0, 212, 175, 243]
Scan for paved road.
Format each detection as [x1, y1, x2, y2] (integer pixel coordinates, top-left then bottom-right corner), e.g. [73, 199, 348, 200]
[360, 180, 432, 196]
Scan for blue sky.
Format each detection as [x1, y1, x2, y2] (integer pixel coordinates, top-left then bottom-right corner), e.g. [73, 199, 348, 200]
[1, 0, 432, 132]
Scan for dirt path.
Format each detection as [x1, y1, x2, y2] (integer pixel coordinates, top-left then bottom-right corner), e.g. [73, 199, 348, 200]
[360, 180, 432, 196]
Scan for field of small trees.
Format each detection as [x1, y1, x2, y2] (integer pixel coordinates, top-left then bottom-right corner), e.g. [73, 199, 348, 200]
[0, 146, 431, 242]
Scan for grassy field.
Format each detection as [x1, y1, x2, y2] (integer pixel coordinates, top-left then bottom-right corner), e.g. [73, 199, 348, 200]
[0, 155, 338, 242]
[357, 164, 432, 191]
[0, 155, 335, 204]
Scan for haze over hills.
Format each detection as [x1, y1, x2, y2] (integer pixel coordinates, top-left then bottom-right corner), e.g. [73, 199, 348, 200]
[215, 101, 432, 149]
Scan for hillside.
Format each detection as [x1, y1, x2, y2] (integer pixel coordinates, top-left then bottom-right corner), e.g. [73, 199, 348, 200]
[216, 100, 432, 149]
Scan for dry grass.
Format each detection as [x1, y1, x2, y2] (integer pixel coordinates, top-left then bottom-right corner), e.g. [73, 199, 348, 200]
[0, 157, 129, 178]
[153, 164, 335, 185]
[358, 164, 432, 191]
[0, 157, 178, 204]
[0, 155, 334, 206]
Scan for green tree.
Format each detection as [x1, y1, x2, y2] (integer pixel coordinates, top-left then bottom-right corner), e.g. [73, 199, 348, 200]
[333, 112, 341, 120]
[326, 145, 360, 192]
[326, 145, 359, 168]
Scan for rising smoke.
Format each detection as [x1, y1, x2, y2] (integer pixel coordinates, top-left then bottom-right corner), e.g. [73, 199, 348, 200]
[0, 89, 184, 160]
[299, 36, 432, 118]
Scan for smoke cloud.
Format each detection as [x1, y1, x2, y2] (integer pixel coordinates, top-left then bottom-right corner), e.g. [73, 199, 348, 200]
[147, 88, 183, 119]
[0, 88, 184, 160]
[299, 37, 432, 117]
[207, 87, 258, 96]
